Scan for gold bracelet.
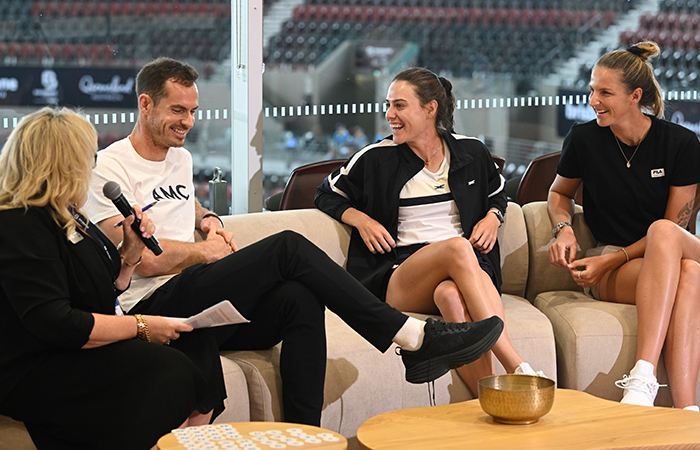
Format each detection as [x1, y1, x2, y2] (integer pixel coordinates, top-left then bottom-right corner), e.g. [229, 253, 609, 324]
[117, 241, 142, 268]
[122, 255, 142, 268]
[134, 314, 151, 342]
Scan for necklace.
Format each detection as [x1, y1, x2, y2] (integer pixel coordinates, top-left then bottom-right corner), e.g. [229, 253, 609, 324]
[613, 134, 642, 168]
[424, 142, 443, 166]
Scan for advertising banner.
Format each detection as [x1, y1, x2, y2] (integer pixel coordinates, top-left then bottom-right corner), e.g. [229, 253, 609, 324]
[0, 67, 137, 108]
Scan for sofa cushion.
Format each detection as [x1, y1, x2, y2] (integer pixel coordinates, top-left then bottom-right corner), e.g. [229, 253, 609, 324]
[220, 348, 281, 423]
[215, 356, 252, 423]
[500, 295, 557, 381]
[534, 290, 678, 407]
[221, 209, 351, 268]
[0, 416, 35, 450]
[522, 201, 597, 302]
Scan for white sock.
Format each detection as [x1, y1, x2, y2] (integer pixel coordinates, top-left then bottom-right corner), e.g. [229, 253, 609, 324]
[392, 317, 426, 351]
[630, 359, 656, 381]
[515, 362, 536, 375]
[684, 405, 700, 411]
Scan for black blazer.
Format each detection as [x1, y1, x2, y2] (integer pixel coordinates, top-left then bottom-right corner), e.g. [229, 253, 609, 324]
[0, 206, 121, 405]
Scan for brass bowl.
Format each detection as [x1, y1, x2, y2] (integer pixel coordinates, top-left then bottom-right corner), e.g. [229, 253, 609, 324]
[478, 374, 555, 425]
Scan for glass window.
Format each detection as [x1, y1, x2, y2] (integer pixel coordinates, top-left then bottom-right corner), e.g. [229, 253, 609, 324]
[0, 0, 233, 211]
[261, 0, 700, 213]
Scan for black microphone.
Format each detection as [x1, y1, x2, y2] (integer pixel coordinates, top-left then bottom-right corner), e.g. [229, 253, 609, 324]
[102, 181, 163, 256]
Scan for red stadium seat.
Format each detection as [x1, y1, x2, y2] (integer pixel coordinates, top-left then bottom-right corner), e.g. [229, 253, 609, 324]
[276, 160, 347, 211]
[19, 44, 33, 61]
[516, 152, 582, 207]
[7, 43, 20, 57]
[481, 8, 495, 25]
[133, 2, 148, 16]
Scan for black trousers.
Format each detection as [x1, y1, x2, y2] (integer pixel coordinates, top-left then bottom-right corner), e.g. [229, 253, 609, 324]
[132, 230, 408, 425]
[4, 336, 220, 450]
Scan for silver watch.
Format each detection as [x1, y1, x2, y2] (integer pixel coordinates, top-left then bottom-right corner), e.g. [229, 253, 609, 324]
[489, 209, 504, 225]
[552, 221, 572, 238]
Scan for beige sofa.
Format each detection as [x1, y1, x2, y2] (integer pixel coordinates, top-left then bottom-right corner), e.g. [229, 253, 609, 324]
[0, 201, 556, 450]
[7, 200, 699, 449]
[214, 202, 556, 450]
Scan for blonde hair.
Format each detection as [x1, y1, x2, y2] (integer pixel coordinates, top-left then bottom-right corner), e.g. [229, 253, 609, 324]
[595, 41, 664, 118]
[0, 107, 98, 236]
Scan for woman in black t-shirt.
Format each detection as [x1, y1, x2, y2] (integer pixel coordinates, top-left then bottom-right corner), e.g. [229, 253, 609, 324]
[548, 42, 700, 411]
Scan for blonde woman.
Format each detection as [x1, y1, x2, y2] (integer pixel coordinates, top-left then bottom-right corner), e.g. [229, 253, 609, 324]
[0, 107, 222, 450]
[549, 42, 700, 410]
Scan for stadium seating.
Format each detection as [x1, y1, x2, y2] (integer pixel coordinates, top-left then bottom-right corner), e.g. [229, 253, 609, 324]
[1, 0, 643, 75]
[265, 2, 626, 78]
[0, 1, 231, 66]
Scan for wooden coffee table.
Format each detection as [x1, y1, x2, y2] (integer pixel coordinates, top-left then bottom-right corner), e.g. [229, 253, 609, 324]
[357, 389, 700, 450]
[157, 421, 347, 450]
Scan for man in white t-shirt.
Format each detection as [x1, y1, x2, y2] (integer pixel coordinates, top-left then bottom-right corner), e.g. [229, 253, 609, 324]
[85, 57, 505, 426]
[86, 60, 233, 312]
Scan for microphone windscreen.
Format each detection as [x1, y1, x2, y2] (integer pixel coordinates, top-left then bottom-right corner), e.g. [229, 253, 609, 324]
[102, 181, 122, 200]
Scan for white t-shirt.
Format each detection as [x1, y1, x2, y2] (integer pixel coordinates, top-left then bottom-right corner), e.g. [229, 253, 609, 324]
[85, 137, 196, 312]
[397, 147, 463, 247]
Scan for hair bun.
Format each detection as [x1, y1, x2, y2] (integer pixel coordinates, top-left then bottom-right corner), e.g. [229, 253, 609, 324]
[628, 41, 660, 61]
[439, 77, 453, 95]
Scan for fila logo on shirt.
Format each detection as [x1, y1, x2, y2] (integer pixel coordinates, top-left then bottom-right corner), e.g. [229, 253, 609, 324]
[651, 168, 665, 178]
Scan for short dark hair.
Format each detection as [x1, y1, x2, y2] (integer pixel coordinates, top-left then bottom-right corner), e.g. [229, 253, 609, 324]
[136, 57, 199, 105]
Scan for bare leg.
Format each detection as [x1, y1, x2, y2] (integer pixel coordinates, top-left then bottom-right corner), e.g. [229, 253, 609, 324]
[434, 280, 494, 396]
[387, 237, 524, 374]
[635, 222, 700, 373]
[600, 220, 700, 405]
[663, 259, 700, 408]
[173, 410, 214, 430]
[187, 410, 214, 426]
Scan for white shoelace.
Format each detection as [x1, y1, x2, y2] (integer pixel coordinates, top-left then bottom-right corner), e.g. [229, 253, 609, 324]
[615, 375, 667, 396]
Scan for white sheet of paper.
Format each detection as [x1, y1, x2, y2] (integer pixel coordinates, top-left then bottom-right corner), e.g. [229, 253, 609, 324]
[164, 300, 249, 329]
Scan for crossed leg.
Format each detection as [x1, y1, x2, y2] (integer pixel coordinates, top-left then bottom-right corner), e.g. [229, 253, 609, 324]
[433, 279, 495, 394]
[386, 237, 524, 395]
[599, 220, 700, 407]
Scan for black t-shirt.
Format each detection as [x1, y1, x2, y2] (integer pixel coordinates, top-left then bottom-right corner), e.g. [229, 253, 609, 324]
[558, 116, 700, 246]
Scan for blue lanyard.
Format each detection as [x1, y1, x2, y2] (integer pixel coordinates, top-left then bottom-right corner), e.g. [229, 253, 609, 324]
[69, 206, 124, 315]
[69, 206, 114, 265]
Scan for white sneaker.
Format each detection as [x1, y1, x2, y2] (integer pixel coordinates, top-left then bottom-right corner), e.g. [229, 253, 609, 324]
[514, 362, 546, 378]
[615, 374, 664, 407]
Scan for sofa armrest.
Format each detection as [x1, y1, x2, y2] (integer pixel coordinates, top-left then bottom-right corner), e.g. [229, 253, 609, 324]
[522, 201, 597, 301]
[498, 202, 529, 298]
[216, 209, 352, 268]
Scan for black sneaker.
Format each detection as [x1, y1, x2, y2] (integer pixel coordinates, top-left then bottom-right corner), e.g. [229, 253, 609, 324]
[398, 316, 503, 384]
